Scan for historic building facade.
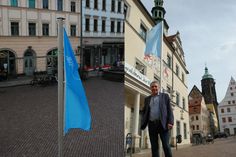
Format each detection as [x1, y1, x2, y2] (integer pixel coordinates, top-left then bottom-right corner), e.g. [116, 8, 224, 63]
[218, 77, 236, 135]
[201, 67, 219, 134]
[0, 0, 82, 77]
[124, 0, 190, 152]
[81, 0, 124, 71]
[0, 0, 124, 78]
[188, 85, 210, 139]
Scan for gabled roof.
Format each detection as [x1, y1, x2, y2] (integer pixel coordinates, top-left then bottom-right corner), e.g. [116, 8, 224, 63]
[219, 77, 236, 105]
[189, 85, 203, 97]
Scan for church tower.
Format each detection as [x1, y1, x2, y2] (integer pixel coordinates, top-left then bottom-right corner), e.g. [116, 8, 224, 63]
[152, 0, 166, 23]
[201, 66, 219, 118]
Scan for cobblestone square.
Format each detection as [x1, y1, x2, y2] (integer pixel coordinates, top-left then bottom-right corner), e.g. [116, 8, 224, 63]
[0, 78, 124, 157]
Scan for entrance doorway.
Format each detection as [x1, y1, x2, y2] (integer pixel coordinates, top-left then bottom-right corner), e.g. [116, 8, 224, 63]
[47, 49, 58, 75]
[0, 49, 16, 79]
[24, 47, 36, 76]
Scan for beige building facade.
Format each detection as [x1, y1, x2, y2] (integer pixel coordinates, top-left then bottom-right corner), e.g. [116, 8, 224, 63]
[189, 86, 210, 139]
[124, 0, 190, 152]
[0, 0, 124, 78]
[0, 0, 81, 76]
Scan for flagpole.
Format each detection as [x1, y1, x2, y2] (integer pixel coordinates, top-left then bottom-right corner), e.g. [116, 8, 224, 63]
[159, 20, 164, 157]
[57, 17, 65, 157]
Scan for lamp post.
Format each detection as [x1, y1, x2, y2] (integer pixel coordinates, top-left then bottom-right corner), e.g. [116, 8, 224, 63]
[79, 0, 84, 79]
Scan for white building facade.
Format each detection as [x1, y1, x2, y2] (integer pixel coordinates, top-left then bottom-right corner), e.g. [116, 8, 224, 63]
[218, 77, 236, 135]
[124, 0, 190, 152]
[81, 0, 124, 71]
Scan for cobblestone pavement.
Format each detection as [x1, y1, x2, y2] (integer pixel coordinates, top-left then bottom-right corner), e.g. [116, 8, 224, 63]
[132, 137, 236, 157]
[0, 77, 124, 157]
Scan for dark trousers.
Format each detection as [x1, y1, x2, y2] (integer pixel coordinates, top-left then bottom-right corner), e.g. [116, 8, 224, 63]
[148, 120, 172, 157]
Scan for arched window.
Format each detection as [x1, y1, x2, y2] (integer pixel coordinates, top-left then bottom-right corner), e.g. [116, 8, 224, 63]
[47, 49, 58, 75]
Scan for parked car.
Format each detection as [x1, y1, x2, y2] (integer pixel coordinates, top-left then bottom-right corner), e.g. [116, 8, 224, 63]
[214, 132, 228, 138]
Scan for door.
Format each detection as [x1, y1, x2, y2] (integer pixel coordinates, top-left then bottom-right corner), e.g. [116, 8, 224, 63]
[24, 56, 34, 76]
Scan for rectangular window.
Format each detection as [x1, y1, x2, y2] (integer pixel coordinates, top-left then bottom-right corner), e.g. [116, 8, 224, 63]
[176, 121, 180, 135]
[43, 0, 49, 9]
[196, 115, 198, 120]
[124, 4, 128, 19]
[184, 123, 187, 139]
[111, 0, 115, 12]
[228, 117, 232, 122]
[102, 20, 106, 32]
[140, 24, 147, 40]
[102, 0, 106, 10]
[70, 25, 76, 36]
[227, 108, 231, 112]
[11, 0, 18, 6]
[221, 108, 224, 113]
[176, 64, 179, 76]
[153, 76, 160, 85]
[182, 97, 185, 110]
[222, 117, 226, 123]
[117, 1, 121, 13]
[11, 22, 19, 36]
[94, 0, 98, 9]
[85, 18, 90, 31]
[123, 21, 125, 33]
[196, 125, 199, 130]
[57, 0, 63, 11]
[231, 93, 234, 96]
[228, 101, 231, 104]
[42, 23, 49, 36]
[111, 20, 115, 33]
[166, 86, 171, 94]
[167, 55, 172, 68]
[86, 0, 90, 8]
[176, 92, 180, 106]
[182, 73, 185, 82]
[117, 21, 121, 33]
[29, 23, 36, 36]
[135, 60, 146, 75]
[191, 116, 194, 121]
[29, 0, 35, 8]
[94, 19, 98, 32]
[192, 125, 195, 130]
[71, 1, 76, 12]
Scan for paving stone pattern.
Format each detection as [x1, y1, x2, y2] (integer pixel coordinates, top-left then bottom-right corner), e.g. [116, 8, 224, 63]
[0, 78, 124, 157]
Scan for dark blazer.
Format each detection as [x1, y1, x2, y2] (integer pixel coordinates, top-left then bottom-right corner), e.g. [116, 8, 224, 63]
[141, 93, 174, 130]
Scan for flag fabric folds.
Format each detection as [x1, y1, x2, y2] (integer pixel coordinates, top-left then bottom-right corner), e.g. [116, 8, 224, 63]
[63, 28, 91, 134]
[144, 22, 163, 58]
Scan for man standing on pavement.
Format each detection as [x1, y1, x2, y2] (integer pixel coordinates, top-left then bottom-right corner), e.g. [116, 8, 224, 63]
[141, 81, 174, 157]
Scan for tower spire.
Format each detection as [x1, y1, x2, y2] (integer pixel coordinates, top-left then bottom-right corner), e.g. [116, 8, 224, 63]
[152, 0, 166, 24]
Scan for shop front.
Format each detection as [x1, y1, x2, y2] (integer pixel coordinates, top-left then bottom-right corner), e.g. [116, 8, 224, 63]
[0, 49, 16, 80]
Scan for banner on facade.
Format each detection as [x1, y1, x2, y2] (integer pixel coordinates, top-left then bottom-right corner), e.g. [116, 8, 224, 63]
[125, 62, 151, 87]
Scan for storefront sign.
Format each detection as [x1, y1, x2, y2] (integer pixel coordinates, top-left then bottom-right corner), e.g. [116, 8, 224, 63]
[125, 63, 151, 86]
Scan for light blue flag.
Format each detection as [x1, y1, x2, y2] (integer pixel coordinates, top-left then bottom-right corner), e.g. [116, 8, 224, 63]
[63, 28, 91, 134]
[144, 22, 163, 58]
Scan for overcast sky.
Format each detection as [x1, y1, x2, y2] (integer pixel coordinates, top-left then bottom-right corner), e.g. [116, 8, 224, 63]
[141, 0, 236, 102]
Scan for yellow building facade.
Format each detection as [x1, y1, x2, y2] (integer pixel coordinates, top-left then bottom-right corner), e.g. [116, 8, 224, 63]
[124, 0, 190, 152]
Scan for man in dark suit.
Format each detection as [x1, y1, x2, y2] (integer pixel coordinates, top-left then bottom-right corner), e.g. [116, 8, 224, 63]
[141, 81, 174, 157]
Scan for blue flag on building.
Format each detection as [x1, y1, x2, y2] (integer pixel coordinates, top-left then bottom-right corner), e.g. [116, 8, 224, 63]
[144, 22, 163, 58]
[63, 28, 91, 134]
